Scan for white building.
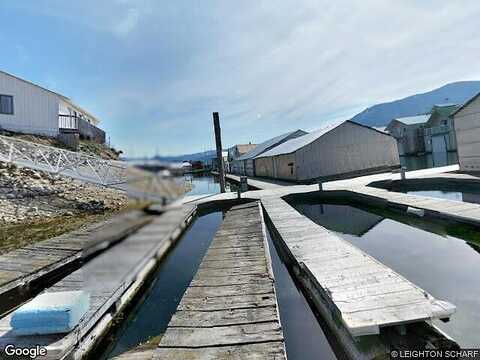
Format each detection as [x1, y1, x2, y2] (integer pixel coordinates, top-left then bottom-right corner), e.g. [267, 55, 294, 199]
[255, 120, 400, 182]
[453, 92, 480, 171]
[0, 70, 104, 143]
[231, 129, 307, 176]
[386, 114, 430, 156]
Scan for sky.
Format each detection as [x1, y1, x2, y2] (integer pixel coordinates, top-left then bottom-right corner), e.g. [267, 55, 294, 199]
[0, 1, 479, 157]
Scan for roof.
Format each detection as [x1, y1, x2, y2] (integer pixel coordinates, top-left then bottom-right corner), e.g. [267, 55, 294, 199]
[236, 129, 307, 161]
[256, 120, 346, 158]
[430, 104, 460, 119]
[373, 126, 388, 133]
[0, 70, 67, 99]
[451, 91, 480, 116]
[234, 144, 257, 154]
[393, 114, 430, 125]
[256, 120, 394, 158]
[0, 69, 101, 125]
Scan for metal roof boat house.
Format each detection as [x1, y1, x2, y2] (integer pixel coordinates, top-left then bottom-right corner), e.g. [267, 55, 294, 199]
[230, 129, 307, 176]
[255, 120, 400, 183]
[386, 114, 430, 156]
[453, 91, 480, 172]
[0, 70, 106, 147]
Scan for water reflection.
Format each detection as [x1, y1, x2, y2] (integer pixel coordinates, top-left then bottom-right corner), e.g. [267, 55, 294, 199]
[292, 201, 480, 347]
[100, 211, 224, 359]
[266, 227, 338, 360]
[400, 151, 458, 171]
[184, 174, 234, 196]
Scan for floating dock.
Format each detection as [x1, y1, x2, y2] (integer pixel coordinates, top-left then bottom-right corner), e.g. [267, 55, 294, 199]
[154, 202, 286, 359]
[261, 196, 455, 337]
[0, 210, 151, 316]
[0, 205, 196, 360]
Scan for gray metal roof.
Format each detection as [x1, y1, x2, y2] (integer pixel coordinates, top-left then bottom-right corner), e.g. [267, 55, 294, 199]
[393, 114, 430, 125]
[235, 129, 307, 161]
[256, 120, 346, 158]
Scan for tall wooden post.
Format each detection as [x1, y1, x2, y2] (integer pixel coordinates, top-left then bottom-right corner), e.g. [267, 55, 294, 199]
[213, 112, 226, 193]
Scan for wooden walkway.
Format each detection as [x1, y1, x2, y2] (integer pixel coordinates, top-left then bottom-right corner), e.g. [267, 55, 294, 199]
[346, 186, 480, 225]
[0, 210, 151, 316]
[261, 196, 456, 337]
[154, 202, 285, 360]
[0, 205, 196, 360]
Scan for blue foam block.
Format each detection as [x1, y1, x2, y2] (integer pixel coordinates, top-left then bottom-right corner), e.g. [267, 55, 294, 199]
[11, 291, 90, 335]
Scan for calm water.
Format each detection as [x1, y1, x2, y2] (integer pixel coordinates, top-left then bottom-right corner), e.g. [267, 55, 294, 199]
[400, 151, 458, 171]
[266, 227, 338, 360]
[101, 210, 224, 359]
[402, 188, 480, 205]
[292, 201, 480, 347]
[184, 174, 234, 196]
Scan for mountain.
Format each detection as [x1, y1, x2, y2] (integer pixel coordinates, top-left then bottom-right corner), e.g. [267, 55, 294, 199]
[154, 150, 218, 163]
[351, 81, 480, 127]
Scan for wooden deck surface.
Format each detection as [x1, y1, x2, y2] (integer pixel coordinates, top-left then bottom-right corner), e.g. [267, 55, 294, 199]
[0, 205, 196, 360]
[154, 202, 285, 360]
[0, 210, 152, 316]
[261, 196, 456, 337]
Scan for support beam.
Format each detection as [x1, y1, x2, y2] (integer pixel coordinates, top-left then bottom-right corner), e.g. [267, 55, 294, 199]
[213, 112, 226, 193]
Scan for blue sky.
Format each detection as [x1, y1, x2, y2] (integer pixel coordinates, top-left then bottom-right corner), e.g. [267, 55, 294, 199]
[1, 1, 479, 156]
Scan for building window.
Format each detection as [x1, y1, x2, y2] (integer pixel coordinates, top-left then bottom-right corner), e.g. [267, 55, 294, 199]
[0, 95, 14, 115]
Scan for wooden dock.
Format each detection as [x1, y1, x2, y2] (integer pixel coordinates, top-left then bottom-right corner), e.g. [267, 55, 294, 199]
[346, 185, 480, 225]
[261, 196, 455, 337]
[0, 210, 152, 316]
[154, 202, 286, 360]
[0, 205, 196, 360]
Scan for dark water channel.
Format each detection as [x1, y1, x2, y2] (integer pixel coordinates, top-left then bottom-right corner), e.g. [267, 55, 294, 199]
[291, 199, 480, 347]
[99, 175, 338, 359]
[395, 185, 480, 205]
[100, 210, 223, 359]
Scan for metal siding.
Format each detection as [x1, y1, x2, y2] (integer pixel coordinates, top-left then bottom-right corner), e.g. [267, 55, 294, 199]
[254, 157, 274, 178]
[296, 122, 399, 181]
[273, 153, 296, 181]
[0, 72, 59, 136]
[454, 96, 480, 171]
[245, 159, 255, 177]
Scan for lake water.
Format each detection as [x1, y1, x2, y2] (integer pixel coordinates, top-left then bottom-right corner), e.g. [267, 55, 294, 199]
[100, 210, 224, 359]
[266, 225, 338, 359]
[99, 174, 338, 359]
[183, 174, 234, 196]
[292, 201, 480, 347]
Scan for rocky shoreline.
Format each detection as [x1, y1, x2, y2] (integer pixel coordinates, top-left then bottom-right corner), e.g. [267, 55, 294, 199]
[0, 161, 128, 224]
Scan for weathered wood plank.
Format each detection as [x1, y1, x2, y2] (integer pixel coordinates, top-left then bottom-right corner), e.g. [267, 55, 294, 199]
[154, 342, 285, 360]
[156, 202, 285, 359]
[169, 306, 278, 327]
[0, 210, 152, 313]
[159, 322, 283, 348]
[262, 196, 456, 337]
[0, 205, 196, 360]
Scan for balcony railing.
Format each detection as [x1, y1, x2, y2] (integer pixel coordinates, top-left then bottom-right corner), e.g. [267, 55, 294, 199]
[59, 114, 79, 130]
[424, 124, 451, 136]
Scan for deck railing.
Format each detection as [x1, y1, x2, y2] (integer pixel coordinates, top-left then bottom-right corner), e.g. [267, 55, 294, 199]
[59, 114, 79, 130]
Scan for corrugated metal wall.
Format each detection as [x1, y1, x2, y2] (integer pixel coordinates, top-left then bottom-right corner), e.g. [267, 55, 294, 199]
[245, 159, 255, 177]
[0, 72, 60, 136]
[295, 122, 399, 181]
[454, 96, 480, 171]
[255, 157, 274, 177]
[273, 153, 296, 180]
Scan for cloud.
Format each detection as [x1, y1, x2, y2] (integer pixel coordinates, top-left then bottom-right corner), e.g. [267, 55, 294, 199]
[112, 7, 140, 36]
[2, 0, 480, 156]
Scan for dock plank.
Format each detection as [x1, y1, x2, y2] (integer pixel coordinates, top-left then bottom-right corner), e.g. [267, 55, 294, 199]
[155, 202, 285, 359]
[0, 205, 196, 360]
[262, 196, 456, 337]
[0, 210, 152, 315]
